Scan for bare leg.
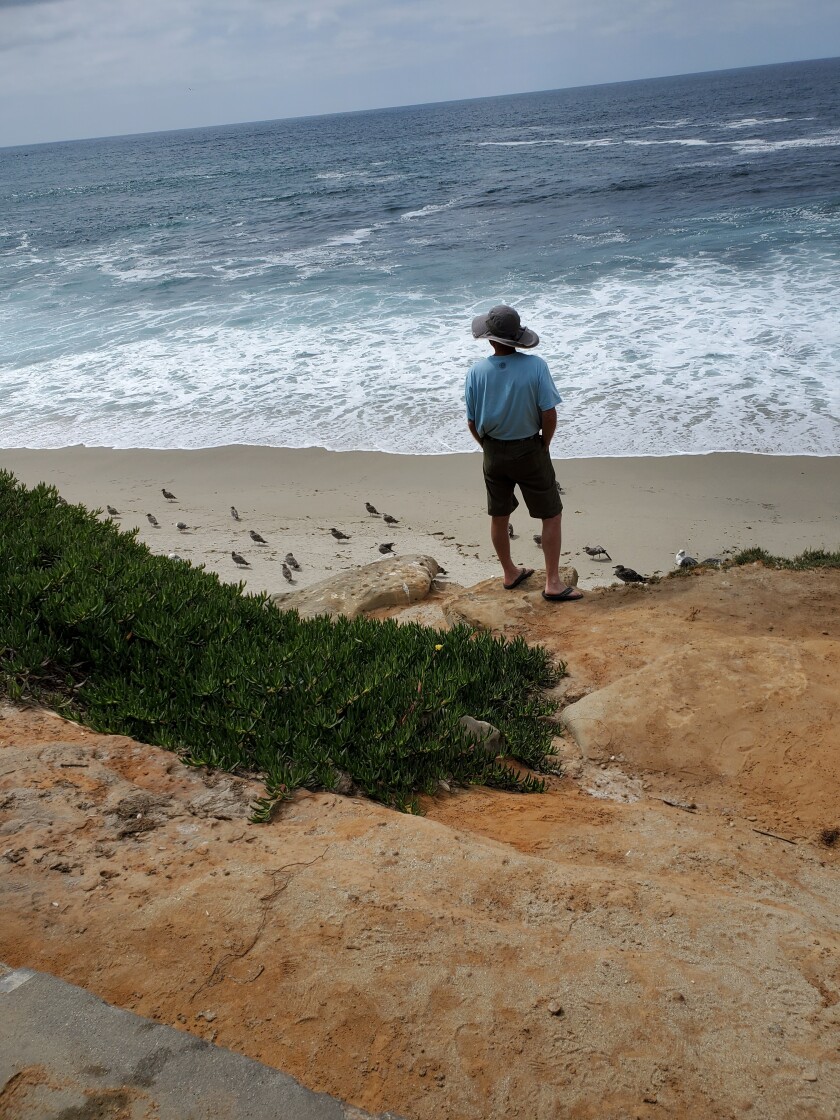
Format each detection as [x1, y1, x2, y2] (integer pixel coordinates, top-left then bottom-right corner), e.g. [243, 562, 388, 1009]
[542, 513, 582, 598]
[490, 515, 531, 587]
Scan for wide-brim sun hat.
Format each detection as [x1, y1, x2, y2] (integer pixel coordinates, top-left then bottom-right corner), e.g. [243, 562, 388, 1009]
[471, 304, 539, 349]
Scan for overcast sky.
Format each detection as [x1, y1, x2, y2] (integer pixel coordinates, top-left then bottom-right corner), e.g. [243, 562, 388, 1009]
[1, 0, 839, 147]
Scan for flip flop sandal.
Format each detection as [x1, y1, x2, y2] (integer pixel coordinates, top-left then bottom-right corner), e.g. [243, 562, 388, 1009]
[503, 568, 534, 590]
[542, 587, 584, 602]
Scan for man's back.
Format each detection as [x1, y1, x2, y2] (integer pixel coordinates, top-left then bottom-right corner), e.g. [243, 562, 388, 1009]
[465, 352, 561, 441]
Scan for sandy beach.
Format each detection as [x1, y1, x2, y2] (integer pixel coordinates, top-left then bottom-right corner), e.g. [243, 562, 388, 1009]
[2, 446, 838, 594]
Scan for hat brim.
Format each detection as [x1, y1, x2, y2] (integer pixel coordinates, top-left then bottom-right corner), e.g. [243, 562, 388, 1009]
[471, 313, 539, 349]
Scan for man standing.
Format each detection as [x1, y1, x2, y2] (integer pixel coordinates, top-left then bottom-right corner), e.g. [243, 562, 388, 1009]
[465, 304, 582, 602]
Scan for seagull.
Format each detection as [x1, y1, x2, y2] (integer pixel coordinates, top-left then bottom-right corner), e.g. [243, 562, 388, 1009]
[613, 564, 649, 584]
[106, 505, 120, 516]
[378, 542, 395, 554]
[330, 528, 350, 540]
[556, 482, 565, 495]
[675, 549, 698, 568]
[146, 513, 159, 527]
[231, 551, 249, 567]
[230, 506, 241, 521]
[176, 521, 189, 532]
[168, 553, 183, 561]
[249, 530, 268, 544]
[702, 556, 723, 567]
[56, 495, 68, 506]
[285, 552, 301, 571]
[161, 488, 177, 501]
[282, 562, 294, 583]
[584, 545, 612, 561]
[533, 534, 542, 546]
[508, 523, 516, 539]
[365, 502, 380, 516]
[382, 513, 399, 526]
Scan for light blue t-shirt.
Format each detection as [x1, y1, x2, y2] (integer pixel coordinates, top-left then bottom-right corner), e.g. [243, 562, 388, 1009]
[465, 353, 562, 440]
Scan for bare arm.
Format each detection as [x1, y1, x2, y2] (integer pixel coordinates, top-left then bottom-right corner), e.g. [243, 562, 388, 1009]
[467, 419, 483, 446]
[540, 408, 557, 448]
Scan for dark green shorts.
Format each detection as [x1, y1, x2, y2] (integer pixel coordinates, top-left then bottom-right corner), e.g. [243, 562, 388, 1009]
[481, 435, 563, 519]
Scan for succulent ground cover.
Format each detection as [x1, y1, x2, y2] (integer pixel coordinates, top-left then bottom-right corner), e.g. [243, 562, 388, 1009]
[730, 546, 840, 569]
[0, 471, 560, 816]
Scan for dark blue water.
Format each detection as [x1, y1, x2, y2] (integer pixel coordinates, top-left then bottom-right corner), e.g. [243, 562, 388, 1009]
[2, 57, 839, 455]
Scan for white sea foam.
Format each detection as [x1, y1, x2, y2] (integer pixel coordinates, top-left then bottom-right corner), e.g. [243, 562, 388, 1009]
[3, 247, 838, 457]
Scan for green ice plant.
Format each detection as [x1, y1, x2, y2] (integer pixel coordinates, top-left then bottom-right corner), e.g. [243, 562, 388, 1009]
[0, 470, 562, 819]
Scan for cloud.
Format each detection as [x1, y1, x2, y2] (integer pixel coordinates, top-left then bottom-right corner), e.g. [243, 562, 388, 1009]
[1, 0, 838, 143]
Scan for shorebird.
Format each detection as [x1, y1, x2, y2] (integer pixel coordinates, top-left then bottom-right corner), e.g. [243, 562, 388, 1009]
[285, 552, 301, 571]
[230, 506, 241, 521]
[176, 521, 189, 532]
[146, 513, 159, 527]
[167, 553, 183, 561]
[56, 495, 68, 506]
[106, 505, 120, 516]
[382, 513, 399, 526]
[249, 530, 268, 544]
[508, 523, 516, 539]
[702, 556, 723, 567]
[282, 562, 294, 583]
[584, 545, 612, 561]
[675, 549, 698, 568]
[378, 542, 395, 554]
[613, 564, 649, 584]
[330, 528, 350, 540]
[365, 502, 380, 516]
[231, 551, 249, 567]
[533, 534, 542, 546]
[161, 488, 177, 501]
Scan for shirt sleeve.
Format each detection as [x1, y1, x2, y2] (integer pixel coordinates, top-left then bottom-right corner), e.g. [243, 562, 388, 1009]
[536, 359, 562, 411]
[464, 368, 475, 422]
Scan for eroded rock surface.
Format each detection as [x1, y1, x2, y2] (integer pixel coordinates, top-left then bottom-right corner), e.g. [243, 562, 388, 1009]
[272, 554, 442, 619]
[3, 565, 840, 1120]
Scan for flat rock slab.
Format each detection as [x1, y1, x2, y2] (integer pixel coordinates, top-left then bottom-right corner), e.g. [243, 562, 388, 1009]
[443, 567, 579, 634]
[272, 555, 442, 619]
[562, 635, 840, 833]
[0, 964, 400, 1120]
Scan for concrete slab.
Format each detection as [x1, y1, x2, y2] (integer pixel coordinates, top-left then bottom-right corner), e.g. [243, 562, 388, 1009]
[0, 963, 402, 1119]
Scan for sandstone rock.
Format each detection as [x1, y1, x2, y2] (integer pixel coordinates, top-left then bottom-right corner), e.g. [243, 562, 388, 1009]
[458, 715, 503, 757]
[562, 636, 840, 825]
[444, 567, 579, 633]
[272, 554, 442, 620]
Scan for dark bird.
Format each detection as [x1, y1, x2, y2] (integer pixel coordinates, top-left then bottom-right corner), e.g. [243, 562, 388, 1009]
[230, 506, 241, 521]
[584, 545, 612, 561]
[613, 564, 649, 584]
[508, 523, 516, 539]
[106, 505, 120, 516]
[249, 530, 268, 544]
[56, 495, 68, 506]
[176, 521, 189, 532]
[701, 556, 723, 567]
[556, 482, 564, 495]
[231, 551, 249, 567]
[533, 534, 542, 546]
[675, 549, 698, 568]
[382, 513, 399, 526]
[378, 542, 395, 554]
[330, 528, 350, 540]
[285, 552, 301, 571]
[365, 502, 380, 516]
[161, 488, 177, 501]
[282, 562, 294, 583]
[146, 513, 159, 527]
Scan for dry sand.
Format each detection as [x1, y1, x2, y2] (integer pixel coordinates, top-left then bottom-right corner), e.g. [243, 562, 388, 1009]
[3, 446, 839, 594]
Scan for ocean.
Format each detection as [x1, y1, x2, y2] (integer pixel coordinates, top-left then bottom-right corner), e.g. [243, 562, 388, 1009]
[1, 57, 839, 457]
